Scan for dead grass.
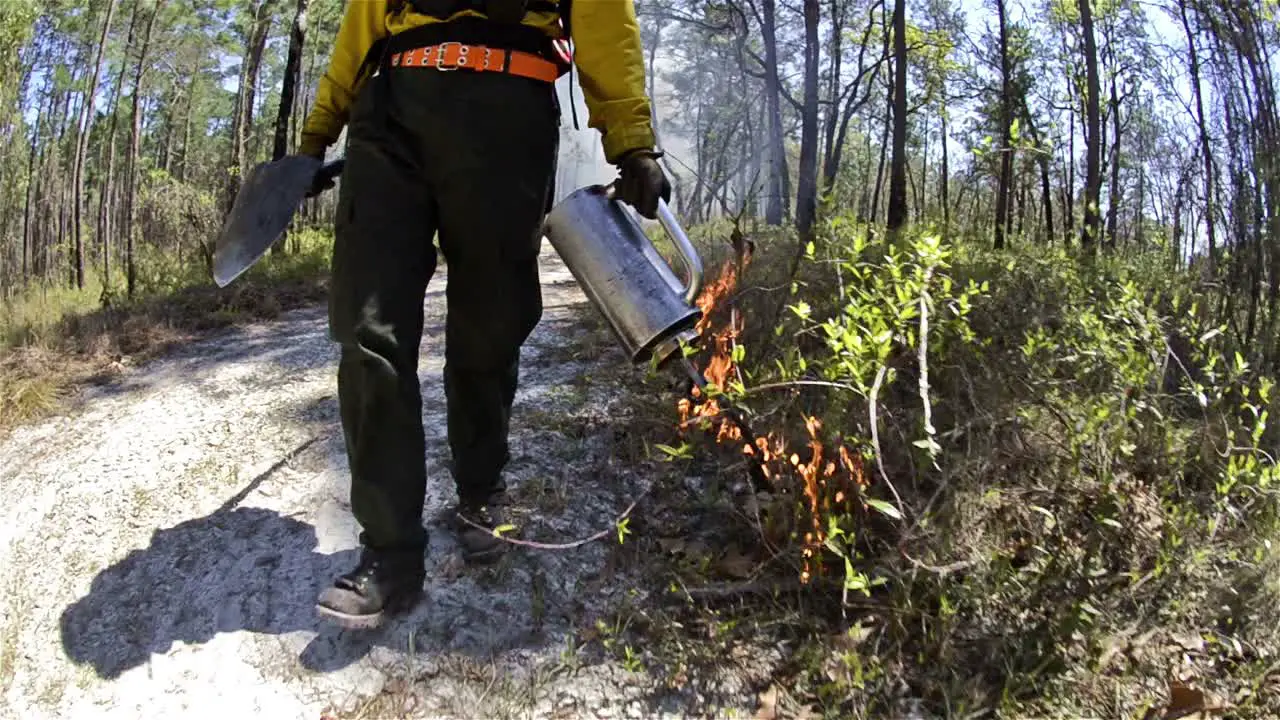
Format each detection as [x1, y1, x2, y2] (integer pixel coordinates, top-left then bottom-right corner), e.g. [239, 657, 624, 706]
[0, 231, 333, 435]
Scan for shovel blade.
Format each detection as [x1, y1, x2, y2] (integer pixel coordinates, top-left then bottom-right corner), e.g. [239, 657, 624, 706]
[212, 155, 322, 288]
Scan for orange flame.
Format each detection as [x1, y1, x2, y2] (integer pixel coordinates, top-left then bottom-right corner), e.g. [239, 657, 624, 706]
[673, 234, 875, 587]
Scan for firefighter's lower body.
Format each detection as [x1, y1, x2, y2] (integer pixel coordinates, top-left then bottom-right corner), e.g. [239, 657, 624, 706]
[316, 57, 559, 627]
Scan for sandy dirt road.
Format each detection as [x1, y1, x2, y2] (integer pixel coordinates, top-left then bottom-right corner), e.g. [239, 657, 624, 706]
[0, 247, 741, 719]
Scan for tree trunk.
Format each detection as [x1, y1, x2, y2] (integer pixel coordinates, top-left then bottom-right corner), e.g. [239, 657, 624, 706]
[71, 0, 120, 290]
[1022, 111, 1055, 243]
[161, 82, 178, 174]
[940, 99, 950, 237]
[226, 0, 278, 213]
[125, 0, 168, 299]
[22, 106, 43, 284]
[1135, 161, 1146, 247]
[1015, 167, 1027, 239]
[885, 0, 908, 234]
[270, 0, 309, 254]
[272, 0, 308, 161]
[1078, 0, 1102, 253]
[761, 0, 790, 224]
[871, 84, 891, 227]
[822, 0, 844, 176]
[98, 6, 140, 292]
[1104, 74, 1122, 249]
[822, 3, 881, 197]
[918, 112, 929, 219]
[993, 0, 1012, 249]
[1178, 0, 1216, 268]
[795, 0, 821, 241]
[1064, 75, 1076, 245]
[178, 74, 196, 183]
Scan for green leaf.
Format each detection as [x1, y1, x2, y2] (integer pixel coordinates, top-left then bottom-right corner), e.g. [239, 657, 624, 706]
[866, 499, 903, 520]
[493, 524, 516, 536]
[655, 442, 693, 460]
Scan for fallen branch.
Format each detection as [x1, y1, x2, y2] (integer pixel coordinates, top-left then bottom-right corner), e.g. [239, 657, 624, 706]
[900, 549, 979, 577]
[917, 264, 938, 468]
[672, 579, 804, 601]
[741, 379, 861, 396]
[868, 364, 908, 520]
[455, 500, 639, 551]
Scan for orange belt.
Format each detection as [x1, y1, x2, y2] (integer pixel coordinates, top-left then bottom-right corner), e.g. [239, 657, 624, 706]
[389, 42, 561, 83]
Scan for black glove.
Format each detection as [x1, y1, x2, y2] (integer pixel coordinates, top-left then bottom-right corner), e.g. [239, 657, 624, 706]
[305, 158, 343, 199]
[616, 149, 672, 219]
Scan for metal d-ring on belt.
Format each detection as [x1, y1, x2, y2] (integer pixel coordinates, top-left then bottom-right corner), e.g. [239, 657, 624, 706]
[389, 41, 561, 83]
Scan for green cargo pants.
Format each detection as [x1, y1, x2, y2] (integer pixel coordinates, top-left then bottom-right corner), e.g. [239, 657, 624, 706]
[327, 60, 559, 553]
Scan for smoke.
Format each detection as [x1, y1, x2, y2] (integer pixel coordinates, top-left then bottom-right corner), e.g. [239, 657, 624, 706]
[551, 56, 695, 211]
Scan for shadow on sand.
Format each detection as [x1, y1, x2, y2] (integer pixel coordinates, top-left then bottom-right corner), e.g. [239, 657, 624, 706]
[58, 453, 428, 680]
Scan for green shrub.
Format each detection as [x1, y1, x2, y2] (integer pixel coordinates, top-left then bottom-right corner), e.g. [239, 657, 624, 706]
[672, 211, 1280, 717]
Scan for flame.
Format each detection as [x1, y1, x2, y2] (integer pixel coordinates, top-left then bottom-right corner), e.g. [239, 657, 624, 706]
[679, 248, 751, 438]
[673, 233, 876, 587]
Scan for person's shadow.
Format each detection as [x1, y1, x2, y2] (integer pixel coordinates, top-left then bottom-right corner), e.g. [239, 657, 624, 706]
[58, 457, 409, 680]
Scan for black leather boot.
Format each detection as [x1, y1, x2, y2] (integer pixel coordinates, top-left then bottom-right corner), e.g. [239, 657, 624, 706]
[316, 546, 425, 629]
[453, 493, 511, 564]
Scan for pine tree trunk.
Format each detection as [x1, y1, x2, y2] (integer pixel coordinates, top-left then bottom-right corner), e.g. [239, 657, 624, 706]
[993, 0, 1013, 249]
[270, 0, 309, 254]
[795, 0, 821, 241]
[71, 0, 120, 290]
[22, 98, 46, 284]
[1079, 0, 1102, 253]
[1178, 0, 1216, 268]
[226, 0, 278, 213]
[761, 0, 790, 224]
[885, 0, 908, 234]
[125, 0, 168, 299]
[918, 112, 929, 219]
[1022, 111, 1056, 243]
[98, 5, 139, 292]
[1064, 80, 1076, 245]
[871, 85, 891, 227]
[178, 75, 196, 183]
[940, 99, 950, 237]
[821, 0, 845, 191]
[1104, 74, 1122, 249]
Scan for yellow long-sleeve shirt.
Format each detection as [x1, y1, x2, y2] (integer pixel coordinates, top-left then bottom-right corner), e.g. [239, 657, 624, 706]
[298, 0, 655, 165]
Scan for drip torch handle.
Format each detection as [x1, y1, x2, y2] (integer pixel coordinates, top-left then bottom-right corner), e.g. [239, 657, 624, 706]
[656, 199, 705, 306]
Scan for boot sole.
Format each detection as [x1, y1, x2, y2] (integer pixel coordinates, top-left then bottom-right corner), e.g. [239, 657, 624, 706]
[315, 604, 386, 630]
[315, 588, 424, 630]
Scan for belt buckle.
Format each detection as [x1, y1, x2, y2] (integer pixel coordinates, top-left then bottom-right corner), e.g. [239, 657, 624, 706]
[434, 42, 465, 71]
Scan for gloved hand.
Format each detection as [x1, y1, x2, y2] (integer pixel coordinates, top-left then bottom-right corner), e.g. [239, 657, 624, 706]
[616, 149, 671, 219]
[305, 158, 343, 199]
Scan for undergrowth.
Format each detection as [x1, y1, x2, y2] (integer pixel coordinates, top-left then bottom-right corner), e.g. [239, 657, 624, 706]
[0, 228, 333, 433]
[644, 213, 1280, 719]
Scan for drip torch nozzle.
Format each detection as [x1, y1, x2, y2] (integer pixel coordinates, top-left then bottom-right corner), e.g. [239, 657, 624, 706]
[679, 357, 708, 393]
